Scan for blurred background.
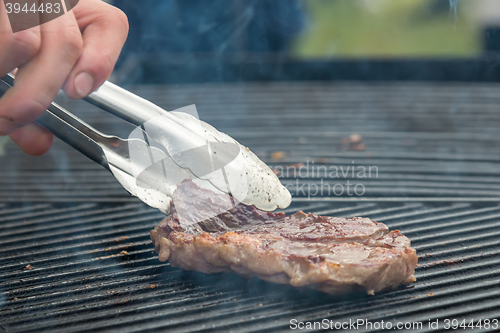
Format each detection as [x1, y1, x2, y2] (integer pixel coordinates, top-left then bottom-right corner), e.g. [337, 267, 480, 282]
[110, 0, 500, 84]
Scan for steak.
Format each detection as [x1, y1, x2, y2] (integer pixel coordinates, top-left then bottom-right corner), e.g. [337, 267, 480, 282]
[150, 180, 417, 295]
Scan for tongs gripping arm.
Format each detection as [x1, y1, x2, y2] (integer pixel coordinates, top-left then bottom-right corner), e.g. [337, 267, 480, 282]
[0, 74, 108, 168]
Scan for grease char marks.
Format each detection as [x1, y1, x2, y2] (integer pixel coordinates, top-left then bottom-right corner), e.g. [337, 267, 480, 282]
[247, 213, 388, 244]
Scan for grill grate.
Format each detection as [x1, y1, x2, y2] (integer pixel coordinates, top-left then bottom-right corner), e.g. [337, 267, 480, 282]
[1, 81, 500, 332]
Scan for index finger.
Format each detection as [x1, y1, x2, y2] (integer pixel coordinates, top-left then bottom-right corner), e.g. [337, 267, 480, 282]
[0, 8, 83, 135]
[0, 0, 41, 80]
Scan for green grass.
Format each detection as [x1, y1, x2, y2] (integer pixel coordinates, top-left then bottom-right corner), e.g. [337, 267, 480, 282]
[293, 0, 481, 58]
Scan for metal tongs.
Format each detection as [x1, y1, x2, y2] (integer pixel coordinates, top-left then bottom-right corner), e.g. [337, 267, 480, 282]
[0, 74, 291, 215]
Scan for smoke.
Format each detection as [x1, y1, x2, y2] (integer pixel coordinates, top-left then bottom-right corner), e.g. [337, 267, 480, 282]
[449, 0, 458, 13]
[449, 0, 459, 25]
[0, 136, 8, 156]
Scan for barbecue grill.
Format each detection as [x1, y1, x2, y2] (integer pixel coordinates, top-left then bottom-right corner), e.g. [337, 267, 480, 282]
[1, 80, 500, 332]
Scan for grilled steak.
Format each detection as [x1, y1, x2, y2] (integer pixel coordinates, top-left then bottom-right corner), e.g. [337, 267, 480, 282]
[151, 180, 417, 295]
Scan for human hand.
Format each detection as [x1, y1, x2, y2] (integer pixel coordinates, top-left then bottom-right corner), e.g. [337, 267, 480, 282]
[0, 0, 128, 155]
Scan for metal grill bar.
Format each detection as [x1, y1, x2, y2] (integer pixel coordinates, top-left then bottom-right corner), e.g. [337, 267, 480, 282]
[0, 202, 498, 332]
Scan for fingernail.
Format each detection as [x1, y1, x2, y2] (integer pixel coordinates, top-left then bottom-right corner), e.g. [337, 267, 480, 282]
[74, 72, 94, 98]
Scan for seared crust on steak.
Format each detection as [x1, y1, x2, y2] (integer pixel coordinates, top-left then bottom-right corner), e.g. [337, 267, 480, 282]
[151, 180, 417, 295]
